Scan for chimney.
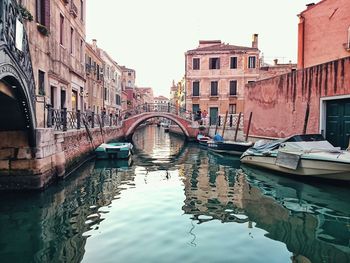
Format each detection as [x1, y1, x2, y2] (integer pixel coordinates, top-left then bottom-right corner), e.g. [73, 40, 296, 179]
[306, 3, 315, 9]
[92, 39, 97, 50]
[252, 34, 258, 48]
[274, 59, 278, 65]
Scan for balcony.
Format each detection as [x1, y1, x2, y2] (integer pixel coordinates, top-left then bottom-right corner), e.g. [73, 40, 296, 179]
[70, 2, 78, 18]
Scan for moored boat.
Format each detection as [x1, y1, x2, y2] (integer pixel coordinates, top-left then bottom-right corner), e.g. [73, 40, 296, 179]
[207, 139, 254, 155]
[196, 133, 211, 146]
[95, 142, 133, 159]
[240, 134, 350, 181]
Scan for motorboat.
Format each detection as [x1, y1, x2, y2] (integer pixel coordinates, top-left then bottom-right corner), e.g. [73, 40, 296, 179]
[240, 134, 350, 181]
[207, 134, 253, 156]
[95, 142, 133, 159]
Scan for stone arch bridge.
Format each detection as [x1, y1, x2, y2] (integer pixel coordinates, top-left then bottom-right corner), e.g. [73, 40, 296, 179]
[121, 103, 199, 141]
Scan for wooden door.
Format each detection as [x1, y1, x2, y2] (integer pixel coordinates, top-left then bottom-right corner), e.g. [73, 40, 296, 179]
[326, 99, 350, 149]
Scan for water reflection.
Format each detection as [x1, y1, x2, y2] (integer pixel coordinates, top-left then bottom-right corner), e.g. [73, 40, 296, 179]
[0, 125, 349, 263]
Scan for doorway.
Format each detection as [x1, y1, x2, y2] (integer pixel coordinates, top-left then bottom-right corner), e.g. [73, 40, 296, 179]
[326, 98, 350, 149]
[209, 107, 218, 126]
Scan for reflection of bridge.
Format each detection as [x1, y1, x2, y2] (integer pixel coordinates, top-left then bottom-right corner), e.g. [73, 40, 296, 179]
[122, 103, 198, 140]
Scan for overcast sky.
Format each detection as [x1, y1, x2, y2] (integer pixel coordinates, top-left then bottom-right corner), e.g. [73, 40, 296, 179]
[87, 0, 316, 97]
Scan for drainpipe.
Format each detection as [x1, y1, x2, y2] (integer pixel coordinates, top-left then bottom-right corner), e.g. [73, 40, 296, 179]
[297, 14, 305, 69]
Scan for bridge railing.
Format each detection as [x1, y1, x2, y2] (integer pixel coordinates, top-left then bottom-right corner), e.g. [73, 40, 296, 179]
[121, 103, 194, 121]
[47, 106, 120, 131]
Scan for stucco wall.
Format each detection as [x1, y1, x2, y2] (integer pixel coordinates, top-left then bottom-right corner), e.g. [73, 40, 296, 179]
[244, 56, 350, 139]
[298, 0, 350, 68]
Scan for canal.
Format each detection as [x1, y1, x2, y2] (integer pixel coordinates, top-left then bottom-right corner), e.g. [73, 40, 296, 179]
[0, 125, 349, 263]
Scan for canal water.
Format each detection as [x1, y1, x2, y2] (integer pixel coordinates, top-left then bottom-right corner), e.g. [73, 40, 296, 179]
[0, 125, 350, 263]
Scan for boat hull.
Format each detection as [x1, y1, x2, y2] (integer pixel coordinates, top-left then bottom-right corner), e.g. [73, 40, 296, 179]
[241, 155, 350, 181]
[95, 143, 133, 159]
[207, 141, 253, 156]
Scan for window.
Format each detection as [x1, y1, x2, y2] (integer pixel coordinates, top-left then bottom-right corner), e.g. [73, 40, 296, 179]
[80, 40, 84, 63]
[116, 94, 121, 106]
[248, 56, 256, 68]
[38, 70, 45, 95]
[128, 72, 132, 76]
[210, 81, 218, 96]
[229, 104, 236, 114]
[70, 27, 74, 54]
[193, 58, 200, 70]
[80, 0, 84, 21]
[192, 81, 200, 96]
[192, 104, 199, 114]
[36, 0, 48, 26]
[229, 80, 237, 95]
[60, 14, 64, 45]
[209, 57, 220, 69]
[248, 81, 255, 84]
[97, 64, 100, 80]
[230, 57, 237, 69]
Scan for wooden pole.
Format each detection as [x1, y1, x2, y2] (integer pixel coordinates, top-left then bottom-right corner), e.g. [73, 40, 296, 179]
[214, 116, 219, 135]
[221, 111, 228, 139]
[234, 112, 242, 141]
[245, 112, 253, 142]
[302, 103, 310, 135]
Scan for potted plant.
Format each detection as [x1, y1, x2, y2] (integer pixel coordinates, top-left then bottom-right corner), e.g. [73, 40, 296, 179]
[37, 23, 49, 36]
[19, 5, 33, 21]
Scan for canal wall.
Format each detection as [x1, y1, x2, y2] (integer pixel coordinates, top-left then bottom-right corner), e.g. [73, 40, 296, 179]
[0, 126, 123, 190]
[244, 56, 350, 139]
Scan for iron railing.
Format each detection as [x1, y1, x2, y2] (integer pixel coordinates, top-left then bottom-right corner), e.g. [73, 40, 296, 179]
[121, 103, 194, 121]
[46, 103, 244, 131]
[47, 106, 120, 131]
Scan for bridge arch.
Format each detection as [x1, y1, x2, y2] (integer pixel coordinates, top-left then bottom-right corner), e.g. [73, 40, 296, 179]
[0, 67, 36, 146]
[124, 113, 191, 140]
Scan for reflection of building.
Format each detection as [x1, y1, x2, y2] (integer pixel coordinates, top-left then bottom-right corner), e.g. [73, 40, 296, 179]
[22, 0, 86, 126]
[185, 37, 260, 121]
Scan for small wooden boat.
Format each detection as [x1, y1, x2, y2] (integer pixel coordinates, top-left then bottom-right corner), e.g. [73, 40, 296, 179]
[196, 134, 211, 146]
[95, 142, 133, 159]
[206, 111, 253, 155]
[207, 139, 253, 155]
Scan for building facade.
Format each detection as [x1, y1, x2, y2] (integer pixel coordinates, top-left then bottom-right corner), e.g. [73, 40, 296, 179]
[121, 66, 136, 110]
[85, 41, 103, 114]
[154, 95, 169, 112]
[185, 37, 260, 124]
[21, 0, 86, 127]
[297, 0, 350, 69]
[245, 0, 350, 149]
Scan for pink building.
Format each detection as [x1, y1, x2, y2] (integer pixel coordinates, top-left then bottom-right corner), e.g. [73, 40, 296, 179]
[185, 37, 260, 125]
[245, 0, 350, 149]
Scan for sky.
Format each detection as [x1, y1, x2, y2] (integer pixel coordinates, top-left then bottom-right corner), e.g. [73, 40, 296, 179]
[87, 0, 316, 97]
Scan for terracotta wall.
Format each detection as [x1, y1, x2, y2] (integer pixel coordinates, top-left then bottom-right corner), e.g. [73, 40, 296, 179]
[298, 0, 350, 68]
[244, 56, 350, 139]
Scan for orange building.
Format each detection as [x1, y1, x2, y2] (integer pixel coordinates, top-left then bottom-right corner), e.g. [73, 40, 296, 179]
[297, 0, 350, 69]
[185, 37, 260, 124]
